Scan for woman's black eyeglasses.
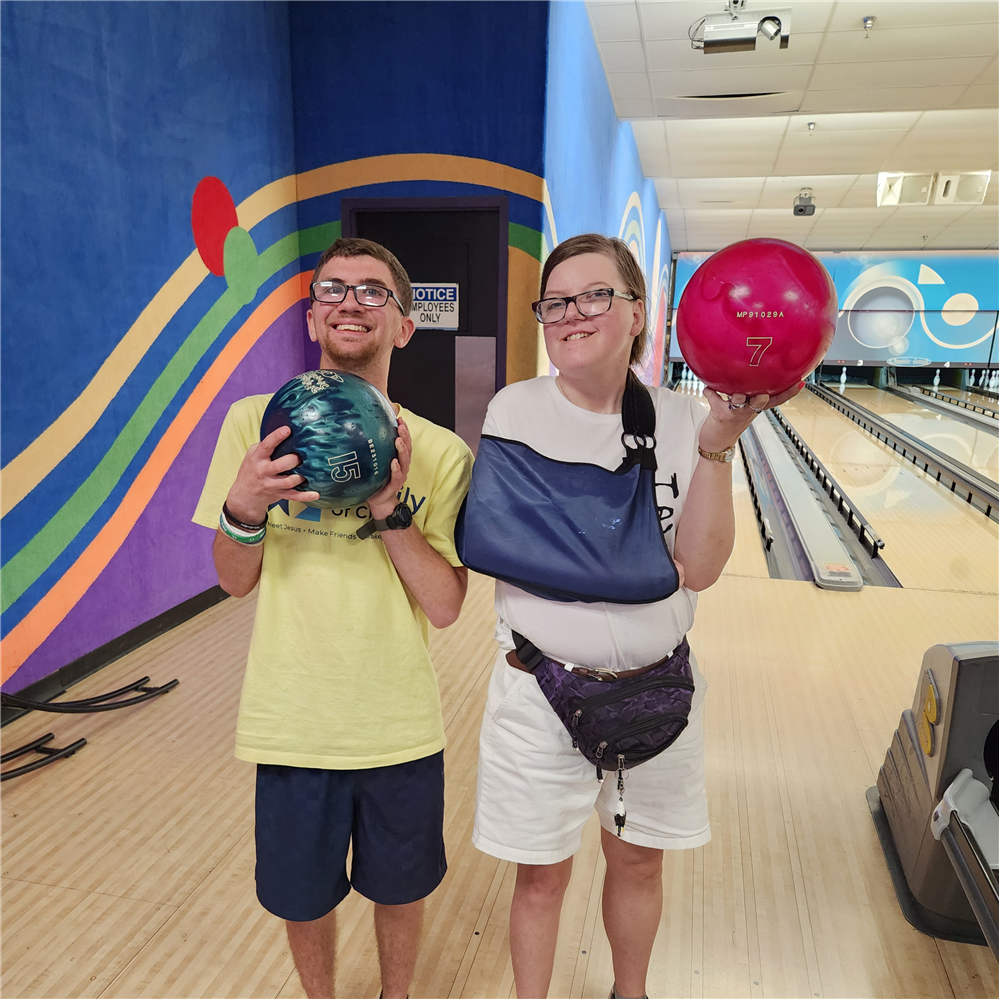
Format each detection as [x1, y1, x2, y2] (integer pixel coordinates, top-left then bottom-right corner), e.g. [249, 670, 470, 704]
[532, 288, 636, 325]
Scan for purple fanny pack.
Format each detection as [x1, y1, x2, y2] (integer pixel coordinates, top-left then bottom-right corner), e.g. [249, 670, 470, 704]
[525, 636, 695, 772]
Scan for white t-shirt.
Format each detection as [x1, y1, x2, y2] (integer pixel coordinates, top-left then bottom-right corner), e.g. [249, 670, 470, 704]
[485, 376, 709, 672]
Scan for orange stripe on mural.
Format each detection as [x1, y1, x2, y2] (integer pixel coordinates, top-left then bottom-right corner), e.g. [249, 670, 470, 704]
[1, 273, 310, 682]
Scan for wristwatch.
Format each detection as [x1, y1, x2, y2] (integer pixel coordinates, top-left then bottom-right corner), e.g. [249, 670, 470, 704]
[355, 502, 414, 539]
[698, 444, 737, 463]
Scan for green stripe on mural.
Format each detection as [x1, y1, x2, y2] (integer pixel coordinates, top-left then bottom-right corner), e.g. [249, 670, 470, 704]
[508, 222, 543, 262]
[1, 221, 339, 615]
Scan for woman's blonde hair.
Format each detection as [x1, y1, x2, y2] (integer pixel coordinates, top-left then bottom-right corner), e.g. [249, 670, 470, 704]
[539, 233, 648, 366]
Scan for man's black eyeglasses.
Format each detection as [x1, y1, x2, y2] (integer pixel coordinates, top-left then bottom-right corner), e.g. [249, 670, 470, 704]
[311, 281, 405, 313]
[532, 288, 636, 325]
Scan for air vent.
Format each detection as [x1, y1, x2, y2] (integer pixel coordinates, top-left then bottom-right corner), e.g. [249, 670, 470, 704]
[678, 90, 787, 101]
[933, 172, 991, 205]
[877, 173, 933, 206]
[678, 92, 784, 100]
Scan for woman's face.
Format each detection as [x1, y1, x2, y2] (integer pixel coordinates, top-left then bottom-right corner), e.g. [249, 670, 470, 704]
[541, 252, 644, 380]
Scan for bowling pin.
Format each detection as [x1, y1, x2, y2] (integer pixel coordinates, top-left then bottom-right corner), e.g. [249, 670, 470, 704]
[840, 367, 847, 386]
[933, 369, 941, 387]
[970, 369, 976, 387]
[992, 371, 998, 389]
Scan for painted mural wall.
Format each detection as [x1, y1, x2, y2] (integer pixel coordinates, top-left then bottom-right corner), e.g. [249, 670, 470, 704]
[543, 0, 671, 387]
[1, 1, 308, 691]
[1, 0, 554, 692]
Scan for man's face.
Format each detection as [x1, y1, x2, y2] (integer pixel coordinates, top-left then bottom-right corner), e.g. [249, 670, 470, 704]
[306, 255, 415, 371]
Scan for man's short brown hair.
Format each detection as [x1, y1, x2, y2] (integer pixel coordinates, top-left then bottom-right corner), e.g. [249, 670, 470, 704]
[540, 233, 649, 367]
[310, 237, 413, 315]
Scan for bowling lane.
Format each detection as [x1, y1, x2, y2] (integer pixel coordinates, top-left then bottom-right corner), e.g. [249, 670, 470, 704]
[936, 386, 999, 414]
[777, 390, 999, 594]
[835, 385, 999, 484]
[671, 383, 770, 580]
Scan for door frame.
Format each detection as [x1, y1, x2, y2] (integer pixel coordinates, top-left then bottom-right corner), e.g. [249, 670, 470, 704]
[341, 196, 510, 391]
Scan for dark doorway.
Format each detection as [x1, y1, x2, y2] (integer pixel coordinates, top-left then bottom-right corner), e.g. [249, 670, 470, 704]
[342, 198, 508, 453]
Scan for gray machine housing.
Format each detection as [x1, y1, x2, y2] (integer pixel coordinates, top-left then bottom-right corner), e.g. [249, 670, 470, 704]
[876, 641, 998, 940]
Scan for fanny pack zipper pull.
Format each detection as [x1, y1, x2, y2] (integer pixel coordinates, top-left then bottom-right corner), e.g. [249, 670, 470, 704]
[615, 757, 627, 836]
[571, 709, 581, 749]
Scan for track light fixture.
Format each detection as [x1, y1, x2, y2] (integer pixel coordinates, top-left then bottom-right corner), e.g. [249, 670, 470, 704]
[689, 0, 792, 53]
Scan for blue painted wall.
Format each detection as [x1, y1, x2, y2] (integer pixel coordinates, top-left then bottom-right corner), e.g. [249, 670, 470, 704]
[543, 0, 670, 384]
[1, 0, 297, 460]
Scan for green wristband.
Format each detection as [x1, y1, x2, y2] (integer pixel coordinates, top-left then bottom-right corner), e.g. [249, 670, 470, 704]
[218, 511, 265, 546]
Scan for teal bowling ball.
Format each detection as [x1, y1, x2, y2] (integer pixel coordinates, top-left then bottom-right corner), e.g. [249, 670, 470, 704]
[260, 370, 398, 509]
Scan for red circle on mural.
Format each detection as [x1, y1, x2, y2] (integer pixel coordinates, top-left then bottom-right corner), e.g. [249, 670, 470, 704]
[191, 177, 238, 276]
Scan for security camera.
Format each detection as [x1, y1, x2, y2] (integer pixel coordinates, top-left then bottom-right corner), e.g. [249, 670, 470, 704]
[793, 189, 815, 216]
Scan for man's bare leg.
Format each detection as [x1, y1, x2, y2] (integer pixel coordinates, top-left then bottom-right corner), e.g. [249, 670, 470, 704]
[509, 858, 574, 998]
[374, 899, 424, 999]
[286, 909, 337, 999]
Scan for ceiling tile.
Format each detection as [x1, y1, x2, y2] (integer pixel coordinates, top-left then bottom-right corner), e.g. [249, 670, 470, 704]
[759, 175, 858, 208]
[883, 205, 977, 226]
[773, 131, 909, 175]
[974, 57, 998, 85]
[656, 178, 681, 209]
[958, 205, 999, 224]
[678, 177, 765, 209]
[614, 96, 656, 118]
[630, 119, 670, 175]
[827, 1, 999, 32]
[956, 83, 999, 108]
[819, 24, 998, 64]
[599, 40, 648, 73]
[805, 234, 872, 250]
[840, 175, 881, 208]
[913, 108, 999, 132]
[666, 115, 788, 138]
[637, 1, 724, 42]
[607, 72, 653, 99]
[809, 57, 991, 91]
[785, 111, 921, 132]
[798, 86, 969, 113]
[669, 150, 783, 180]
[651, 64, 813, 97]
[644, 32, 823, 73]
[863, 232, 942, 249]
[587, 2, 642, 42]
[883, 131, 999, 173]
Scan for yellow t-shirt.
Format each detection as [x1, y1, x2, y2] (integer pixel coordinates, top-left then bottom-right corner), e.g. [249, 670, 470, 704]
[192, 394, 473, 769]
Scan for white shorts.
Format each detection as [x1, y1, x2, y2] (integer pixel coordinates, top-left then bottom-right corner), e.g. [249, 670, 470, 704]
[473, 649, 711, 865]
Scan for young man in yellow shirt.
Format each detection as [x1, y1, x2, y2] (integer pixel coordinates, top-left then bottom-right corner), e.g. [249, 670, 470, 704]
[193, 238, 473, 999]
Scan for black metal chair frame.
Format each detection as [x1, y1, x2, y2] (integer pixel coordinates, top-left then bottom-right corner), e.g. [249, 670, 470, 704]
[1, 676, 178, 781]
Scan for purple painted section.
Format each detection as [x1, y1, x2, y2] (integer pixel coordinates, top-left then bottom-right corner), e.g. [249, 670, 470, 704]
[5, 301, 310, 693]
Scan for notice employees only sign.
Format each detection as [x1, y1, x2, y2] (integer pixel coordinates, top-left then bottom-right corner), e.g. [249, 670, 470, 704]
[411, 283, 459, 330]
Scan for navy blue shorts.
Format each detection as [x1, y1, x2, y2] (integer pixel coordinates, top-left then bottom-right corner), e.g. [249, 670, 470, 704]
[254, 751, 446, 921]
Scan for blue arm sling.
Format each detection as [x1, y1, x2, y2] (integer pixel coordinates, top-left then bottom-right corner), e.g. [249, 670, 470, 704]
[455, 373, 680, 604]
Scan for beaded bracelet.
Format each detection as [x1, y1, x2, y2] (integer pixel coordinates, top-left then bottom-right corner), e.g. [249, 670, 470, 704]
[219, 511, 266, 546]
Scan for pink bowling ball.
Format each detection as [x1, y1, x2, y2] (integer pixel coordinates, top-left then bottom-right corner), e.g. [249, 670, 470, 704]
[675, 238, 838, 396]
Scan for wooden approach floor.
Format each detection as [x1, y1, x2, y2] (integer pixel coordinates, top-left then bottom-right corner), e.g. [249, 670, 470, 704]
[3, 539, 998, 997]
